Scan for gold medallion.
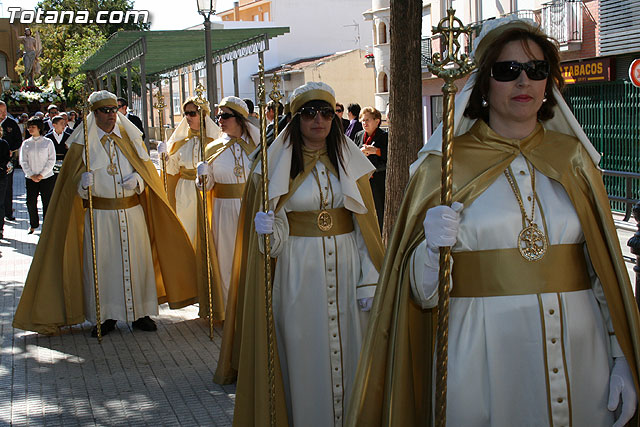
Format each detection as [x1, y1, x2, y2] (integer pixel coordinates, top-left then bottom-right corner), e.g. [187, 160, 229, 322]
[107, 163, 118, 176]
[317, 210, 333, 232]
[518, 223, 547, 261]
[233, 165, 244, 177]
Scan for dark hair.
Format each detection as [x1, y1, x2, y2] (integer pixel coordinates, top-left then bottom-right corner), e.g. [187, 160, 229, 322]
[464, 27, 563, 123]
[243, 98, 255, 114]
[284, 100, 345, 179]
[267, 100, 284, 115]
[27, 116, 44, 134]
[51, 115, 64, 124]
[335, 102, 344, 110]
[117, 97, 128, 107]
[347, 103, 361, 117]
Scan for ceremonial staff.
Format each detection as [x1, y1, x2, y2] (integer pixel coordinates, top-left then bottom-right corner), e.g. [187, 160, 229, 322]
[269, 72, 283, 138]
[258, 60, 277, 427]
[153, 89, 168, 194]
[81, 86, 102, 343]
[193, 83, 215, 340]
[425, 9, 475, 426]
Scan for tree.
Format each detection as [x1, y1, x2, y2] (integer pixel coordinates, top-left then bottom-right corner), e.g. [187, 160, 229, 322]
[384, 0, 423, 243]
[33, 0, 149, 106]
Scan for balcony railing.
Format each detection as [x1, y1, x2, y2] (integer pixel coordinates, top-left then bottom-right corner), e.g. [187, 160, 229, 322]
[540, 0, 584, 45]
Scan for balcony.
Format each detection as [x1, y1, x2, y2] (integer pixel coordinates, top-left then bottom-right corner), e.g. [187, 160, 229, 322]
[540, 0, 585, 50]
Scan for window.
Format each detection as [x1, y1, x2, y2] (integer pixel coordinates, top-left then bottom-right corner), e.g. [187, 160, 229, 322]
[172, 77, 180, 115]
[377, 72, 388, 93]
[378, 22, 387, 44]
[431, 95, 443, 133]
[0, 52, 7, 77]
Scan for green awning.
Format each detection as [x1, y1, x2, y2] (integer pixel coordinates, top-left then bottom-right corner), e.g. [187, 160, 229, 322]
[79, 27, 289, 77]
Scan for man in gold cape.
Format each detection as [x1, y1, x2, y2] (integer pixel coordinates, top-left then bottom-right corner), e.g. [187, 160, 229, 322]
[345, 45, 640, 427]
[14, 92, 198, 335]
[214, 86, 385, 424]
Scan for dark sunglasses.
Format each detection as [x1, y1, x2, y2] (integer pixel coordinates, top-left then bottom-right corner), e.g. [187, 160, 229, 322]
[299, 106, 335, 121]
[97, 106, 118, 114]
[215, 112, 236, 121]
[335, 108, 343, 113]
[184, 110, 198, 117]
[491, 60, 550, 82]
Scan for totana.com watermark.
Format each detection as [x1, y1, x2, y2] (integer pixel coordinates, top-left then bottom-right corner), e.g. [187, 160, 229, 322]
[8, 7, 149, 25]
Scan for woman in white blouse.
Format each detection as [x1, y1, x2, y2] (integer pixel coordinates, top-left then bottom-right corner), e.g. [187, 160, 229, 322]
[20, 116, 56, 234]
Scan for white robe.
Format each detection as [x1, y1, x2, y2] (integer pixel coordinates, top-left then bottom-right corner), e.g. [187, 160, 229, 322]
[79, 136, 158, 323]
[207, 134, 252, 304]
[166, 136, 200, 245]
[265, 162, 379, 427]
[410, 154, 618, 427]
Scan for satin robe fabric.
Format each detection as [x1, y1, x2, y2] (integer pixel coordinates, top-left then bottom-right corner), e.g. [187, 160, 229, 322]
[410, 154, 618, 426]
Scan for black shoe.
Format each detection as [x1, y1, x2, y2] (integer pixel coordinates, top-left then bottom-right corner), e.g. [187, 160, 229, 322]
[91, 319, 117, 337]
[28, 227, 37, 234]
[132, 316, 157, 332]
[5, 216, 15, 221]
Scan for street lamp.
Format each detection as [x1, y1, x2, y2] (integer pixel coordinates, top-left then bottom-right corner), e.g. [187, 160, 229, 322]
[53, 75, 63, 91]
[1, 75, 11, 93]
[196, 0, 218, 116]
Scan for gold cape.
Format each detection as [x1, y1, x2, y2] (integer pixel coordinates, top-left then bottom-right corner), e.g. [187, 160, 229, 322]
[345, 120, 640, 426]
[13, 131, 199, 335]
[216, 148, 385, 426]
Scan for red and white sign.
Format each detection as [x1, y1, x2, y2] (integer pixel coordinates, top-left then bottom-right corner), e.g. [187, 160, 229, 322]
[630, 59, 640, 88]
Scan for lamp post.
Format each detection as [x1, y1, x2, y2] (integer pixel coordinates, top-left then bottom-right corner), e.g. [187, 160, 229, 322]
[196, 0, 218, 116]
[53, 75, 63, 91]
[1, 76, 11, 93]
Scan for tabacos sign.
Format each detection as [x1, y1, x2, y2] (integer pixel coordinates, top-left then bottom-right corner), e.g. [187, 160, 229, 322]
[561, 58, 613, 84]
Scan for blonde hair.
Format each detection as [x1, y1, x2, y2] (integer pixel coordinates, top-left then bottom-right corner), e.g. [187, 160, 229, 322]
[359, 106, 381, 121]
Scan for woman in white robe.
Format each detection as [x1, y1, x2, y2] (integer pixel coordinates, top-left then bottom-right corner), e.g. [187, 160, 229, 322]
[233, 82, 384, 426]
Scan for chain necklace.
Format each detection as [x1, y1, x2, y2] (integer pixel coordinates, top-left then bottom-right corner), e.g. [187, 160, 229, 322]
[311, 166, 334, 232]
[503, 161, 548, 261]
[104, 136, 118, 176]
[230, 139, 245, 178]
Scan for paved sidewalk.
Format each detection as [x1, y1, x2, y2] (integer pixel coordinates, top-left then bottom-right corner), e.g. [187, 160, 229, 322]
[0, 168, 638, 426]
[0, 170, 235, 426]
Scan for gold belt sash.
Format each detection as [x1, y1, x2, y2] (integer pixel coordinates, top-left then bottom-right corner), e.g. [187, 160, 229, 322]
[287, 207, 354, 237]
[179, 166, 197, 181]
[451, 243, 591, 297]
[83, 194, 141, 210]
[213, 183, 245, 199]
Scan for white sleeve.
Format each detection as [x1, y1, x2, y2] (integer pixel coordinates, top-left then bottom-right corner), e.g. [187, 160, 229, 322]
[165, 150, 180, 175]
[133, 172, 145, 194]
[39, 138, 56, 175]
[409, 240, 441, 309]
[354, 218, 379, 300]
[19, 143, 33, 178]
[585, 244, 624, 358]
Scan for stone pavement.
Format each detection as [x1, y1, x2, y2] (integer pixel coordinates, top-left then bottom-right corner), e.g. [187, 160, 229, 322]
[0, 170, 235, 426]
[0, 168, 638, 426]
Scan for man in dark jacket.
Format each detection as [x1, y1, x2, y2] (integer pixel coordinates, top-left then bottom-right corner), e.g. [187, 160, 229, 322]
[117, 98, 145, 140]
[0, 101, 22, 221]
[0, 128, 11, 239]
[344, 103, 363, 141]
[44, 115, 73, 177]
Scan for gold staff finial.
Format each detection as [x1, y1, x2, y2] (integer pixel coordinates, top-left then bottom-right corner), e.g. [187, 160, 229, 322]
[81, 83, 102, 343]
[269, 72, 283, 137]
[153, 89, 168, 193]
[194, 81, 215, 340]
[258, 59, 277, 427]
[425, 9, 476, 427]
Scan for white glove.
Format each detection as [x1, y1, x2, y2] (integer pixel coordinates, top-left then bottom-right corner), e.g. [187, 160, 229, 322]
[254, 210, 275, 235]
[157, 141, 167, 154]
[358, 297, 374, 312]
[424, 202, 464, 250]
[81, 171, 94, 189]
[608, 357, 637, 427]
[120, 173, 140, 191]
[197, 161, 210, 177]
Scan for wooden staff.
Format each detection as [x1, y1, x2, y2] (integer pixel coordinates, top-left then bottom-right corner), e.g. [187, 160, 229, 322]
[193, 83, 215, 340]
[81, 87, 102, 343]
[258, 60, 277, 427]
[153, 89, 168, 194]
[425, 9, 475, 426]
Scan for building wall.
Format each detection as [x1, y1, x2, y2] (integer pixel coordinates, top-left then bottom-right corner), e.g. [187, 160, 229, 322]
[218, 0, 272, 22]
[0, 19, 27, 85]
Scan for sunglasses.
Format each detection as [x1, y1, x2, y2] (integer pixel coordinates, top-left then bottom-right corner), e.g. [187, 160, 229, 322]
[299, 106, 335, 121]
[491, 60, 550, 82]
[184, 110, 199, 117]
[97, 106, 118, 114]
[215, 112, 236, 121]
[335, 109, 343, 113]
